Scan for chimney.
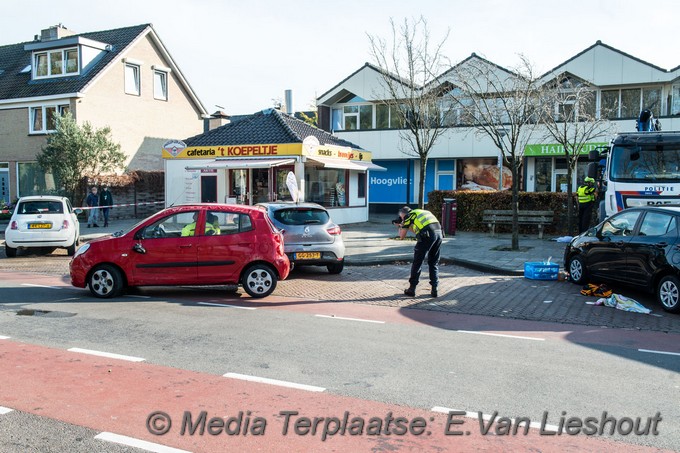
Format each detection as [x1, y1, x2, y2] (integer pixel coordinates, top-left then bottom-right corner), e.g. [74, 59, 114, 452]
[40, 24, 76, 41]
[284, 90, 293, 115]
[203, 110, 230, 132]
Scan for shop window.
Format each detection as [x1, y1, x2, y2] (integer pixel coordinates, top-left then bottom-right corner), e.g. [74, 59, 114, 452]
[534, 158, 552, 192]
[275, 167, 295, 201]
[305, 166, 347, 207]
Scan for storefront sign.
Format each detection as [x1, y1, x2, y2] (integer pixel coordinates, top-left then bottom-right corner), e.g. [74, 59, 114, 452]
[369, 161, 409, 203]
[524, 143, 607, 156]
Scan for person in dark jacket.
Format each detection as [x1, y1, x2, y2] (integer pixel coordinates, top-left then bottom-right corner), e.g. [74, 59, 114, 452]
[85, 186, 99, 228]
[399, 206, 443, 297]
[99, 185, 113, 227]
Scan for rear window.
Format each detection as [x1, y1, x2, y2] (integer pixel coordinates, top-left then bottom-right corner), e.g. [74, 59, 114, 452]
[18, 200, 64, 214]
[273, 208, 329, 226]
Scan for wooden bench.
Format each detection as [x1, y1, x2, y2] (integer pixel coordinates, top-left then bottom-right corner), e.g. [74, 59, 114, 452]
[482, 210, 554, 239]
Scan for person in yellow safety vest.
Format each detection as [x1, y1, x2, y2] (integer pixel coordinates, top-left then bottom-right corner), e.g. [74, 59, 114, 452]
[181, 212, 219, 237]
[398, 206, 443, 298]
[577, 177, 597, 233]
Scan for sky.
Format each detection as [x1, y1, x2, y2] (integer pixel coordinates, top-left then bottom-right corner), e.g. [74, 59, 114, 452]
[4, 0, 680, 115]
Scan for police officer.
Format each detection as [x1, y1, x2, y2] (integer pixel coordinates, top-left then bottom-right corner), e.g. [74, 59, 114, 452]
[399, 206, 443, 297]
[577, 177, 596, 233]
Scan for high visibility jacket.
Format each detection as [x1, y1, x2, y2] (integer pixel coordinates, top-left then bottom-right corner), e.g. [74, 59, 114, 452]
[401, 209, 440, 234]
[577, 184, 596, 204]
[181, 222, 218, 237]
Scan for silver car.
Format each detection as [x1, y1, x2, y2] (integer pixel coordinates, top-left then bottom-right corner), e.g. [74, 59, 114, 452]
[257, 202, 345, 274]
[4, 196, 81, 257]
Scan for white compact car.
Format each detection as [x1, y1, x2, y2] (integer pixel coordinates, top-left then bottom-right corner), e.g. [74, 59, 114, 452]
[4, 196, 81, 257]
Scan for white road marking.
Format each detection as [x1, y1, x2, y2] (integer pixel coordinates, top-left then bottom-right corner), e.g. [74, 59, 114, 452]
[431, 406, 559, 432]
[95, 432, 191, 453]
[0, 335, 10, 340]
[67, 348, 145, 362]
[457, 330, 544, 341]
[198, 302, 256, 310]
[21, 283, 61, 290]
[1, 303, 25, 306]
[315, 314, 385, 324]
[125, 294, 151, 299]
[224, 372, 326, 392]
[639, 348, 680, 357]
[0, 406, 13, 415]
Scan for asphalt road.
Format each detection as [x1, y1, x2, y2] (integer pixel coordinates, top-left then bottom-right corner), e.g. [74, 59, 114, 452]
[0, 265, 678, 452]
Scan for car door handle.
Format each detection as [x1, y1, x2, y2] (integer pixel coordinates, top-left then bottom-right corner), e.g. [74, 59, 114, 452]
[614, 241, 624, 246]
[179, 244, 193, 248]
[655, 242, 668, 248]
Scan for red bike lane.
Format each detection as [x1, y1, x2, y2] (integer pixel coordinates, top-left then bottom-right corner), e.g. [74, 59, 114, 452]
[0, 339, 664, 453]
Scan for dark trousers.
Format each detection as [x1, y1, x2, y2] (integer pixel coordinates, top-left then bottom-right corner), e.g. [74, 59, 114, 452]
[409, 226, 443, 288]
[102, 207, 110, 225]
[578, 202, 594, 233]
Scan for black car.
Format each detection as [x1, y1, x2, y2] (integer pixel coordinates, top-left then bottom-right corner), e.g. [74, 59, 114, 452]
[564, 206, 680, 313]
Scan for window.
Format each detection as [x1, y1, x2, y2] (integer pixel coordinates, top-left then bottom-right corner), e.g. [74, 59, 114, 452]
[153, 70, 168, 100]
[29, 105, 70, 133]
[305, 165, 347, 207]
[359, 105, 373, 129]
[207, 211, 253, 235]
[343, 105, 358, 130]
[600, 90, 619, 119]
[125, 63, 140, 95]
[33, 48, 79, 78]
[620, 88, 641, 118]
[639, 212, 676, 237]
[357, 172, 366, 198]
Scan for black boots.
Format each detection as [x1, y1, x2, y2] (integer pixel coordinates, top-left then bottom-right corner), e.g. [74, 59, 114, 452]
[431, 287, 438, 298]
[404, 287, 416, 297]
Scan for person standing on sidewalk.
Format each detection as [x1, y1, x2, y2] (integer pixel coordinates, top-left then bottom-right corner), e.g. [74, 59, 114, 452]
[399, 206, 443, 297]
[86, 186, 100, 228]
[577, 177, 596, 233]
[99, 185, 113, 227]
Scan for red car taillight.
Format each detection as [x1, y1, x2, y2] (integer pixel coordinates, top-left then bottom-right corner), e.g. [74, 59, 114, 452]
[327, 225, 341, 235]
[10, 221, 17, 230]
[62, 220, 70, 229]
[274, 232, 284, 254]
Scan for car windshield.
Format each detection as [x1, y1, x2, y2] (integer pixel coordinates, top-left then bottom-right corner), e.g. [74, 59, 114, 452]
[18, 200, 63, 214]
[273, 208, 329, 226]
[610, 144, 680, 181]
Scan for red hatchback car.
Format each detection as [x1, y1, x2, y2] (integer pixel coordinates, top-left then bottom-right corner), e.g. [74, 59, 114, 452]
[70, 204, 290, 298]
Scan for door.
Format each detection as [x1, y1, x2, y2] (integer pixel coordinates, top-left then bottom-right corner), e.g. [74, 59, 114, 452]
[196, 210, 256, 283]
[252, 168, 270, 203]
[587, 210, 641, 283]
[624, 211, 679, 287]
[553, 169, 568, 192]
[130, 211, 199, 284]
[201, 174, 217, 203]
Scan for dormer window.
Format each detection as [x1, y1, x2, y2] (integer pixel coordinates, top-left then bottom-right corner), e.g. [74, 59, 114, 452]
[33, 47, 79, 78]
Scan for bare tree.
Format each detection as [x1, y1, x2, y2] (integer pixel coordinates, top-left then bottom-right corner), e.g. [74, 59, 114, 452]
[367, 17, 454, 208]
[448, 55, 544, 250]
[539, 74, 614, 234]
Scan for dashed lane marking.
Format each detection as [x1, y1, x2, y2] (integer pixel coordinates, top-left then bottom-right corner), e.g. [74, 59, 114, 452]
[94, 432, 191, 453]
[223, 372, 326, 392]
[67, 347, 145, 362]
[315, 314, 385, 324]
[456, 330, 545, 341]
[0, 406, 13, 415]
[198, 302, 257, 310]
[431, 406, 559, 432]
[0, 336, 10, 340]
[639, 348, 680, 357]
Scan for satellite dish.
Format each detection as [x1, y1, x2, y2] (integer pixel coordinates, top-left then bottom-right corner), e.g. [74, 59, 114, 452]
[286, 171, 298, 203]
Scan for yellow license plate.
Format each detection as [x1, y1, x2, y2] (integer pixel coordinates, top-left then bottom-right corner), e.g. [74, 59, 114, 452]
[295, 252, 321, 260]
[29, 223, 51, 229]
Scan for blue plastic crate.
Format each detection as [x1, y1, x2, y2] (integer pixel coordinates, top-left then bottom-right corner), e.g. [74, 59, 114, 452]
[524, 262, 559, 280]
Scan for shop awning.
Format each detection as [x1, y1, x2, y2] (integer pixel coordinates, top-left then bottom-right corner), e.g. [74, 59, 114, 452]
[307, 156, 386, 171]
[185, 158, 296, 170]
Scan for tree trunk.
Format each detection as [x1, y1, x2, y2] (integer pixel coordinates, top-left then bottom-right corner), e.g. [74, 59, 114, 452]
[418, 156, 427, 208]
[566, 164, 575, 235]
[511, 161, 519, 250]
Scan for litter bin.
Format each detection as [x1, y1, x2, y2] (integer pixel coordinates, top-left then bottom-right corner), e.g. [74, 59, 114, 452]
[441, 198, 457, 236]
